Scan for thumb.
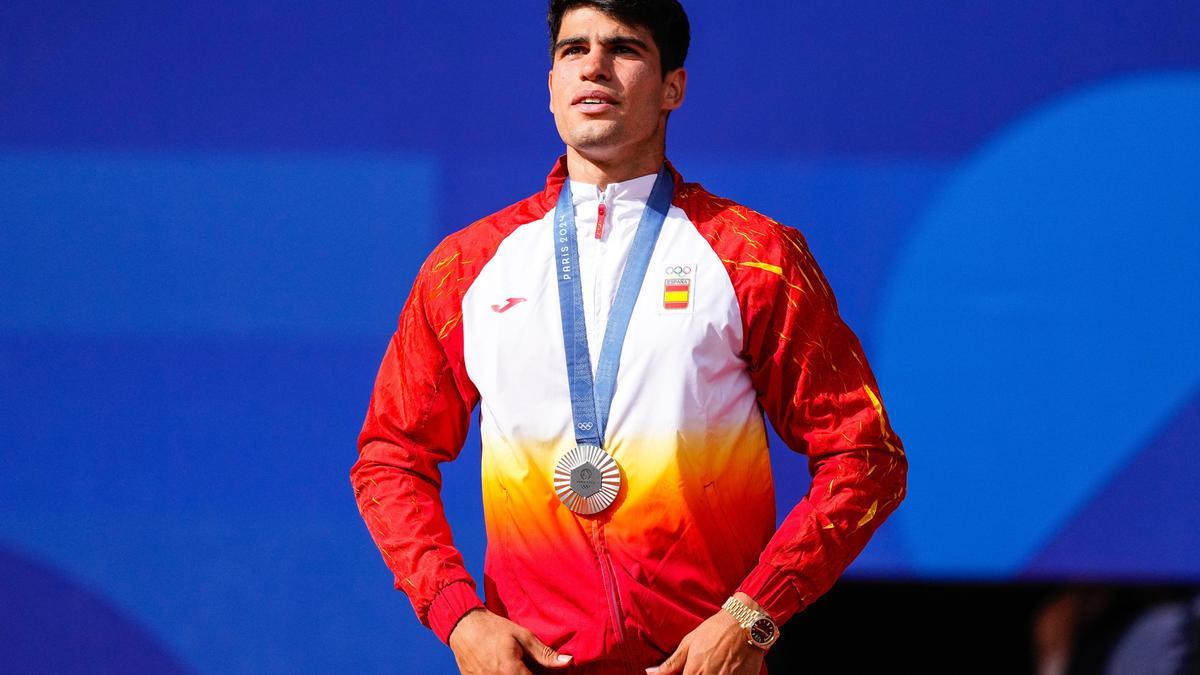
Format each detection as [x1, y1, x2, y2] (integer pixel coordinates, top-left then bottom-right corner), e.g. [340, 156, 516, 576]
[646, 638, 689, 675]
[516, 629, 573, 669]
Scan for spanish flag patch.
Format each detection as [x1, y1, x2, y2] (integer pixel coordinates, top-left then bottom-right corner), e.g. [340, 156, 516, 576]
[663, 278, 690, 310]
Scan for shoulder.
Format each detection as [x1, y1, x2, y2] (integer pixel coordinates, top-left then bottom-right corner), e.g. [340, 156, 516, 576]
[672, 181, 835, 310]
[412, 186, 558, 326]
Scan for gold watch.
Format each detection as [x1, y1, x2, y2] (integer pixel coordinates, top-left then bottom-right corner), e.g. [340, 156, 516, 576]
[721, 596, 780, 650]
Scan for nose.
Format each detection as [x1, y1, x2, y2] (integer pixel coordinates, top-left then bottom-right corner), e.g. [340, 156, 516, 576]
[579, 45, 611, 82]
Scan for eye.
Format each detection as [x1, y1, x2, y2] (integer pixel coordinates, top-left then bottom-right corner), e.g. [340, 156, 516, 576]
[562, 46, 585, 56]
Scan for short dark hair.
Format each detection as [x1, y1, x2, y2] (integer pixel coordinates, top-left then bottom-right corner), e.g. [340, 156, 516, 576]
[548, 0, 690, 75]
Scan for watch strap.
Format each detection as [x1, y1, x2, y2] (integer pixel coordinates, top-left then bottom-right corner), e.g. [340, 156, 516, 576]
[721, 596, 761, 628]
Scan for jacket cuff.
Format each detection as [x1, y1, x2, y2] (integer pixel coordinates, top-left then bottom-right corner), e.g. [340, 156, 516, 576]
[736, 561, 805, 625]
[427, 581, 484, 645]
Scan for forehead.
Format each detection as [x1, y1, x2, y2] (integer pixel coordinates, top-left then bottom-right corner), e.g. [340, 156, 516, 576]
[558, 6, 659, 51]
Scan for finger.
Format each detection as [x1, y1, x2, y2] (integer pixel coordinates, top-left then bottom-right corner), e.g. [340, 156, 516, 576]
[515, 629, 574, 669]
[646, 639, 689, 674]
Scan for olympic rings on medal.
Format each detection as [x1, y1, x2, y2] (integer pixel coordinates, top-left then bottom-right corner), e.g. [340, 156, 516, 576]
[665, 265, 692, 275]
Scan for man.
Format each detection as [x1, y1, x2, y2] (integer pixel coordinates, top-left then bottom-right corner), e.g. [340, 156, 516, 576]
[351, 1, 907, 673]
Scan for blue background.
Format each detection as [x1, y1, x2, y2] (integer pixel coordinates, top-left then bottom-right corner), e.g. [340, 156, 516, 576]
[2, 2, 1198, 672]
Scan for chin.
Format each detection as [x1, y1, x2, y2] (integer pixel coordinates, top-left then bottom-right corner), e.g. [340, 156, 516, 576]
[567, 124, 625, 152]
[568, 133, 633, 156]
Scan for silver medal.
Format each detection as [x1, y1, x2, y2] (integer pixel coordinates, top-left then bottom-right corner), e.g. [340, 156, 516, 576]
[553, 444, 621, 515]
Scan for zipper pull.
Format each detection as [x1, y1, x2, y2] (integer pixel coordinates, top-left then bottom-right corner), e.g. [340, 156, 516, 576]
[595, 191, 607, 240]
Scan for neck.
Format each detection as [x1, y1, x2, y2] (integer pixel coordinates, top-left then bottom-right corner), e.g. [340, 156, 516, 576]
[566, 142, 665, 190]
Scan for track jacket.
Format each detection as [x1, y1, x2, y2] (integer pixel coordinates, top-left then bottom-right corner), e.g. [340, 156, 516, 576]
[351, 157, 907, 673]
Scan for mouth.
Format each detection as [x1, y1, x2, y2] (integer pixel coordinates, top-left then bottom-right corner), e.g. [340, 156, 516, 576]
[572, 90, 620, 112]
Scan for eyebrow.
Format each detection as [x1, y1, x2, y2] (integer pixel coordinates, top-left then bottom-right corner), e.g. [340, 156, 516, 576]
[554, 34, 650, 53]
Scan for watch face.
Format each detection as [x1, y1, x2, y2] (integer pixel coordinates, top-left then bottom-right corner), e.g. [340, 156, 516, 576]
[750, 617, 776, 645]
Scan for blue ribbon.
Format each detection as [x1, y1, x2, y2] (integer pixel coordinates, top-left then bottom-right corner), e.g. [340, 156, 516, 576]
[553, 166, 674, 448]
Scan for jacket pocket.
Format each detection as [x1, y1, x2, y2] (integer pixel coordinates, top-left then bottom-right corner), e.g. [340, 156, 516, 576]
[701, 480, 740, 550]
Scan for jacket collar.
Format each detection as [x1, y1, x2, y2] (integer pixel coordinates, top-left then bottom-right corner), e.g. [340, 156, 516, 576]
[542, 154, 686, 205]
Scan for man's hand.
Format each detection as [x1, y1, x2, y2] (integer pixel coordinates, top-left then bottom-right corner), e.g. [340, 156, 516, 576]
[447, 608, 573, 675]
[646, 594, 766, 675]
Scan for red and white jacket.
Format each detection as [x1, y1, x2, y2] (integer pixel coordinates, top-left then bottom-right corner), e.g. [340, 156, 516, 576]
[352, 157, 907, 672]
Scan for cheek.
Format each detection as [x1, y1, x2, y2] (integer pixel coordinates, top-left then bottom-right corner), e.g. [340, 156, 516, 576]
[549, 68, 570, 106]
[621, 70, 662, 113]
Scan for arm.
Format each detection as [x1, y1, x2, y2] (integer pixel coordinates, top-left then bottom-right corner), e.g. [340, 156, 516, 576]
[650, 222, 907, 675]
[350, 248, 483, 645]
[733, 225, 908, 625]
[350, 245, 576, 673]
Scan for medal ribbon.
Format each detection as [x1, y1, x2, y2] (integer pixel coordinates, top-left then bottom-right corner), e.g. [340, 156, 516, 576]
[553, 165, 674, 448]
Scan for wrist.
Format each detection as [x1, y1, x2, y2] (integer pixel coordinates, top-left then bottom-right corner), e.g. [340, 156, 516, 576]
[428, 581, 485, 645]
[721, 594, 781, 651]
[732, 591, 764, 614]
[447, 607, 487, 648]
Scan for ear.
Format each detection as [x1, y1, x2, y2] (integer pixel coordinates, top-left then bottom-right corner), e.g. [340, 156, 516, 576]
[548, 68, 556, 113]
[662, 67, 687, 112]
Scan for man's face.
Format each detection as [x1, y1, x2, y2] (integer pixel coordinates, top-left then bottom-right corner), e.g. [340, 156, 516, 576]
[548, 7, 686, 162]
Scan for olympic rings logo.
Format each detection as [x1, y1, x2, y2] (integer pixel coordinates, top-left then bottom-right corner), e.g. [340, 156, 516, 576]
[577, 422, 593, 430]
[665, 265, 692, 275]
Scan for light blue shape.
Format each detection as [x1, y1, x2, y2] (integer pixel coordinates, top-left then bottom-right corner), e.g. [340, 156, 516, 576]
[876, 72, 1200, 575]
[0, 151, 438, 339]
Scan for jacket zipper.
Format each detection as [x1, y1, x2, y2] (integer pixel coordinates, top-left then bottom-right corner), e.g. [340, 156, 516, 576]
[592, 520, 628, 649]
[591, 189, 606, 342]
[589, 187, 629, 665]
[595, 192, 607, 240]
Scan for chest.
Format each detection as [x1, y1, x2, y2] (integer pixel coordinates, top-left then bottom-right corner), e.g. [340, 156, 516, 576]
[460, 211, 746, 438]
